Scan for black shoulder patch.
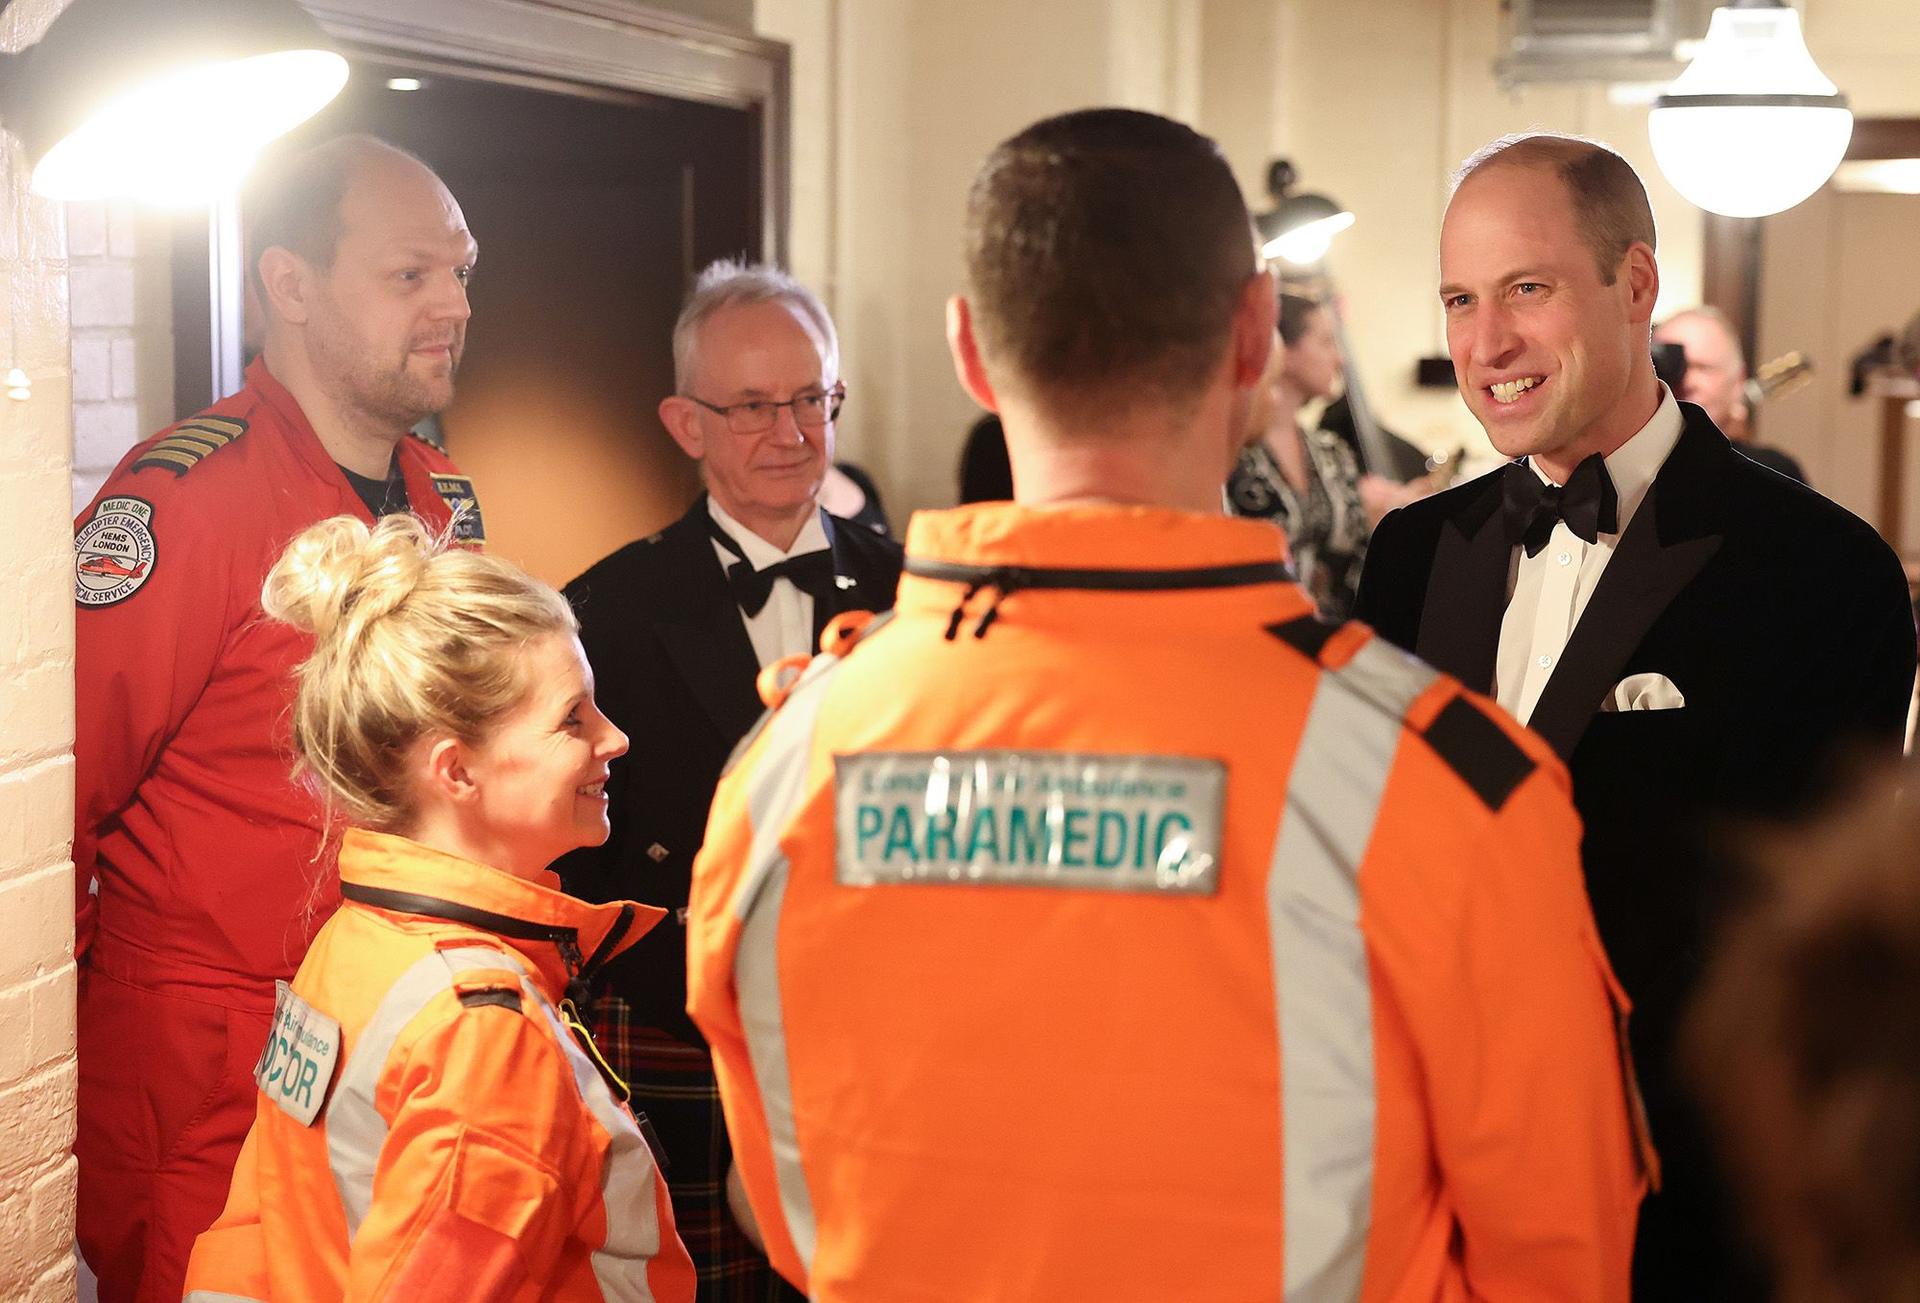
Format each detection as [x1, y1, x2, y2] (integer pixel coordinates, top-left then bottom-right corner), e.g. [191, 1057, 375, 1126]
[1420, 695, 1535, 812]
[1264, 613, 1340, 662]
[457, 988, 523, 1012]
[131, 415, 248, 476]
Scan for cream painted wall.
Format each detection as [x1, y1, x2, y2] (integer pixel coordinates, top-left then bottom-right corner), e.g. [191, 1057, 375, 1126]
[1751, 0, 1920, 553]
[756, 0, 1213, 515]
[1757, 189, 1920, 548]
[760, 0, 1717, 515]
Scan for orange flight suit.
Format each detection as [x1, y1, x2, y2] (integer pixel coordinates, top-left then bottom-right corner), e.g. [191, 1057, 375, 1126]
[184, 829, 696, 1302]
[688, 502, 1649, 1302]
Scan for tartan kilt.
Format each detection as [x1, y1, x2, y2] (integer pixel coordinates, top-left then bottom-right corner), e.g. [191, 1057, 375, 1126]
[592, 994, 806, 1301]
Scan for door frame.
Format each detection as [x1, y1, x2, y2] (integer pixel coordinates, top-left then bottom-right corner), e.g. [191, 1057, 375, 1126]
[196, 1, 790, 396]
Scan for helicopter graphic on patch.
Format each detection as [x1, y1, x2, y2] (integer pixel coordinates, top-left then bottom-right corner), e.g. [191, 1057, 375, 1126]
[75, 496, 158, 607]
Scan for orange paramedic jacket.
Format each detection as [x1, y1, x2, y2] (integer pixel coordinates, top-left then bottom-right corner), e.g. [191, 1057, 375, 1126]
[688, 503, 1649, 1302]
[185, 830, 696, 1302]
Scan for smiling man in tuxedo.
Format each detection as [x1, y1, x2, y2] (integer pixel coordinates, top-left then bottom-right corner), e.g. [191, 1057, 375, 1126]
[1354, 133, 1916, 1298]
[556, 259, 901, 1297]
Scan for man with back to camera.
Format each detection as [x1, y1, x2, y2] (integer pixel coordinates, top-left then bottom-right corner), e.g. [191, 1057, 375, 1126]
[685, 108, 1648, 1301]
[1354, 133, 1915, 1298]
[1655, 304, 1809, 483]
[556, 260, 901, 1296]
[71, 135, 484, 1302]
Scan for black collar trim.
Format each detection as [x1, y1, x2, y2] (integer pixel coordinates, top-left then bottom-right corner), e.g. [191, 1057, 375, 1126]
[905, 557, 1287, 592]
[340, 882, 635, 1002]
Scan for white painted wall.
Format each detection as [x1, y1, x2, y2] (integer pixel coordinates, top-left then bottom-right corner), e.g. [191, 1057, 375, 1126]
[0, 0, 80, 1296]
[68, 201, 174, 513]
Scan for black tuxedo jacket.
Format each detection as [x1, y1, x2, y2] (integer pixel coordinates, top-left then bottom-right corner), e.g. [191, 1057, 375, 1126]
[555, 498, 903, 1044]
[1355, 403, 1915, 1297]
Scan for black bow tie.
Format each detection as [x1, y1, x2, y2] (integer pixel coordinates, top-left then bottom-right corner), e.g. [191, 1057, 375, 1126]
[708, 517, 837, 616]
[1501, 454, 1620, 557]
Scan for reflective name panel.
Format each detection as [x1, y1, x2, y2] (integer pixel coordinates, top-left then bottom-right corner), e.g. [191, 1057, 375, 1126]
[834, 751, 1224, 894]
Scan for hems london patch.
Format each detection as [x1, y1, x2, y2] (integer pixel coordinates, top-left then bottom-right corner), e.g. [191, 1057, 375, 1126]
[74, 496, 157, 607]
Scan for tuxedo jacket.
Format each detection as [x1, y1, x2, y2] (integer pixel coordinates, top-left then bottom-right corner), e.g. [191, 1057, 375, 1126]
[555, 498, 903, 1044]
[1354, 402, 1914, 1295]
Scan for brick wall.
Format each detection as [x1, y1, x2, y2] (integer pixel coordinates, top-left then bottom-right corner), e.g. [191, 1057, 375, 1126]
[68, 199, 173, 514]
[0, 1, 79, 1297]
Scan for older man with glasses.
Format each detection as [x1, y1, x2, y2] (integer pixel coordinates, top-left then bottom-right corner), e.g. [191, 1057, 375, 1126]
[555, 259, 902, 1299]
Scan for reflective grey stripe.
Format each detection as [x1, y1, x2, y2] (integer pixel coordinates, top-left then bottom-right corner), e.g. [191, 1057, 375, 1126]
[525, 994, 662, 1301]
[325, 946, 525, 1239]
[727, 655, 841, 1275]
[1270, 636, 1437, 1299]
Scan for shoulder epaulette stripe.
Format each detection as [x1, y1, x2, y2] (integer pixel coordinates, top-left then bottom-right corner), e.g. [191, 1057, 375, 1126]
[130, 414, 250, 476]
[456, 988, 523, 1011]
[1420, 695, 1535, 812]
[181, 415, 247, 439]
[1265, 613, 1341, 661]
[155, 432, 224, 454]
[172, 422, 242, 446]
[131, 447, 201, 475]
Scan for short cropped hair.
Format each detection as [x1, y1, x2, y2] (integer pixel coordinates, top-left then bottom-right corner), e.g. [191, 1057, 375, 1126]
[1454, 134, 1656, 285]
[246, 134, 430, 292]
[964, 108, 1257, 415]
[672, 259, 839, 393]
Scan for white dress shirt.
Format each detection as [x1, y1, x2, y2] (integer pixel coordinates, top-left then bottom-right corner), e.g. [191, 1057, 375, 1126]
[708, 497, 831, 669]
[1496, 386, 1684, 724]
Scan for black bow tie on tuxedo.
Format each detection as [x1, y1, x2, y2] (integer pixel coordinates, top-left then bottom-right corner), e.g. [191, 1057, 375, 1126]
[1501, 453, 1620, 557]
[707, 516, 837, 616]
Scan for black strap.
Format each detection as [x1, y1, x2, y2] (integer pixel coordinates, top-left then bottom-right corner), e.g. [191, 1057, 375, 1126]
[341, 882, 576, 946]
[339, 882, 635, 1008]
[913, 556, 1290, 641]
[906, 558, 1289, 592]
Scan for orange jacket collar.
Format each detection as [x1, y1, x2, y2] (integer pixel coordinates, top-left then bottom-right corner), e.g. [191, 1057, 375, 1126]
[905, 502, 1293, 571]
[338, 828, 663, 995]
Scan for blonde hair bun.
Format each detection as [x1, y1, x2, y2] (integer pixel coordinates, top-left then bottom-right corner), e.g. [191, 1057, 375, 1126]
[263, 514, 433, 644]
[261, 513, 577, 831]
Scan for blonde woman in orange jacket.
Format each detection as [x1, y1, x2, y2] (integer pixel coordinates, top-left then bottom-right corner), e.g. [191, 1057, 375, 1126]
[184, 515, 695, 1302]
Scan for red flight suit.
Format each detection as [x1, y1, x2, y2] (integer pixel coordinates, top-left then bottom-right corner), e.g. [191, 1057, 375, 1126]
[71, 357, 484, 1303]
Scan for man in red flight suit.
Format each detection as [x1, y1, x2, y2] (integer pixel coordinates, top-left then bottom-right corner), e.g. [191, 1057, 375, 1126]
[71, 135, 485, 1303]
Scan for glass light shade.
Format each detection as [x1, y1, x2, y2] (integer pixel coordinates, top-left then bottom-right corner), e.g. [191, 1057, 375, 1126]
[1263, 211, 1355, 267]
[1648, 5, 1852, 219]
[31, 49, 348, 204]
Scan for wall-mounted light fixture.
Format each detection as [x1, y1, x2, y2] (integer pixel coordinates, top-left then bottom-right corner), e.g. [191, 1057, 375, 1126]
[0, 0, 348, 205]
[1254, 161, 1355, 268]
[1648, 0, 1852, 218]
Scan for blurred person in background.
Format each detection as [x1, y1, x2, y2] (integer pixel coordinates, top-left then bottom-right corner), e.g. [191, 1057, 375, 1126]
[1230, 291, 1423, 618]
[1688, 772, 1920, 1301]
[1655, 306, 1808, 484]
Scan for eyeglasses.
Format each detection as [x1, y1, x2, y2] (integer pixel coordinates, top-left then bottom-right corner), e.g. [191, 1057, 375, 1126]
[688, 383, 846, 436]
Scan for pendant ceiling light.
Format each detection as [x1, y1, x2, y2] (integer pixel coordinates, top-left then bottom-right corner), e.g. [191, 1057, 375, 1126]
[0, 0, 349, 205]
[1648, 0, 1852, 219]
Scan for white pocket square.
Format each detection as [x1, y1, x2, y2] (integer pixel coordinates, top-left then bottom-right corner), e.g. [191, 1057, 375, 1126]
[1602, 672, 1686, 712]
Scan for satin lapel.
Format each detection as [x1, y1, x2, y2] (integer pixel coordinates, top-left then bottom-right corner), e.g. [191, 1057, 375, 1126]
[1526, 416, 1728, 759]
[657, 511, 764, 744]
[815, 511, 878, 645]
[1414, 475, 1510, 694]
